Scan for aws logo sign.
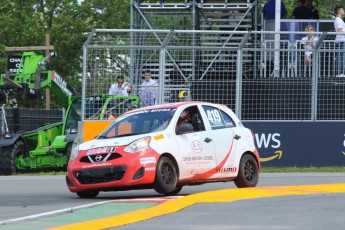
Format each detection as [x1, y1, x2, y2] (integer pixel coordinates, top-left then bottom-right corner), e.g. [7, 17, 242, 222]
[255, 133, 283, 162]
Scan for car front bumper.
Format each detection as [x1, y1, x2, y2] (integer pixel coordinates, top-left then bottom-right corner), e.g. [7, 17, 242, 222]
[66, 147, 159, 193]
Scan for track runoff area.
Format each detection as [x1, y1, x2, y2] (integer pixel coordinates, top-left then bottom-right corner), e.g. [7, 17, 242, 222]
[2, 182, 344, 230]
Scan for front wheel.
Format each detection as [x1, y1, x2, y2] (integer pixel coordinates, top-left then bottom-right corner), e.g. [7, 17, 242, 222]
[154, 156, 178, 195]
[0, 140, 25, 175]
[164, 185, 183, 196]
[76, 190, 99, 199]
[234, 154, 259, 188]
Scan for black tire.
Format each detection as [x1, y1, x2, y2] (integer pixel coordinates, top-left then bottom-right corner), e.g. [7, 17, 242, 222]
[164, 185, 183, 196]
[0, 140, 25, 175]
[234, 154, 259, 188]
[154, 156, 178, 195]
[76, 190, 99, 199]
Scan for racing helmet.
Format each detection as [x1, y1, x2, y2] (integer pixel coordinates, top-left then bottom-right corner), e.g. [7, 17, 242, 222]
[179, 110, 190, 121]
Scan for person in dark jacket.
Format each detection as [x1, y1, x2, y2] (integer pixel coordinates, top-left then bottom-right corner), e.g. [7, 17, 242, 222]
[292, 0, 313, 19]
[306, 0, 319, 19]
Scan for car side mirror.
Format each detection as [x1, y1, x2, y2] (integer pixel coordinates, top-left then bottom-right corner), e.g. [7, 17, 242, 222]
[70, 128, 78, 134]
[177, 123, 194, 134]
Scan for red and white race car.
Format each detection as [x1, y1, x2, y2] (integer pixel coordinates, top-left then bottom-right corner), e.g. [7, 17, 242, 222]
[66, 101, 260, 198]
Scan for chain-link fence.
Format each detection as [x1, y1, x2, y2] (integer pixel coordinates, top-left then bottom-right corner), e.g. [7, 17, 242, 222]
[0, 107, 63, 133]
[82, 29, 345, 121]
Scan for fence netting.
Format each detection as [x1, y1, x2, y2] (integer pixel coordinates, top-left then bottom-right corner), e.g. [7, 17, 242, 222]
[82, 29, 345, 121]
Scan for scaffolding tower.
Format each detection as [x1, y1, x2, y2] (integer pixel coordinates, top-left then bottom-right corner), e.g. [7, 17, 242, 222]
[130, 0, 257, 83]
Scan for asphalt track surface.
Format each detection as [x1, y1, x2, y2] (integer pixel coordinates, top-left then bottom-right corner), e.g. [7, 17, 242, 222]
[0, 173, 344, 230]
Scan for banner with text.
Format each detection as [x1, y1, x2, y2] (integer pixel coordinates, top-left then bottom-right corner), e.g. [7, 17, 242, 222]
[7, 56, 22, 73]
[243, 122, 345, 167]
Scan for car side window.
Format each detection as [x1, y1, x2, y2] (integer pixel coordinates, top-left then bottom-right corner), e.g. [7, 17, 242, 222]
[219, 110, 235, 128]
[176, 106, 205, 134]
[202, 105, 235, 130]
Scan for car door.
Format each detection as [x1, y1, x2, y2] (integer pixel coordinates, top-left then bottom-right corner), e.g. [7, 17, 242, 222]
[201, 105, 237, 177]
[174, 105, 217, 178]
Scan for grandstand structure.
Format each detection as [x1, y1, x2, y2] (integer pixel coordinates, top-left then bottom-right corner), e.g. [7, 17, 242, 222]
[81, 0, 345, 121]
[130, 0, 257, 81]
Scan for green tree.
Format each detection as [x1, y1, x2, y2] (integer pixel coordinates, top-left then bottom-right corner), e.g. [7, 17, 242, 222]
[0, 0, 131, 108]
[1, 0, 345, 108]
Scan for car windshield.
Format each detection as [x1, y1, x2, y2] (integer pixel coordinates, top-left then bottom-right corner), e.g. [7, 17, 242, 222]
[65, 101, 81, 134]
[99, 108, 176, 138]
[64, 97, 103, 134]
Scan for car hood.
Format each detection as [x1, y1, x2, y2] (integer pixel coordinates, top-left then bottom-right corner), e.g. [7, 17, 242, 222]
[78, 134, 149, 151]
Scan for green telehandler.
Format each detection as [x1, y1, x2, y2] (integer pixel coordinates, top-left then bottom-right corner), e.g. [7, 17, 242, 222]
[0, 51, 139, 174]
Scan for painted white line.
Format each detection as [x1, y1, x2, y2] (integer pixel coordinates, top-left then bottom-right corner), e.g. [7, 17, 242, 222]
[0, 200, 112, 225]
[0, 196, 182, 225]
[115, 196, 183, 203]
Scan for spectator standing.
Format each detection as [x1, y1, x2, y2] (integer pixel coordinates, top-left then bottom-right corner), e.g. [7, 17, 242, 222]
[108, 75, 130, 96]
[140, 70, 158, 106]
[262, 0, 287, 20]
[262, 0, 288, 65]
[292, 0, 313, 19]
[301, 25, 318, 74]
[305, 0, 319, 19]
[334, 6, 345, 77]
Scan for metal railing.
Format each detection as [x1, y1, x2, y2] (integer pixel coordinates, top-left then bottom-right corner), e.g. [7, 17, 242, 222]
[82, 29, 345, 121]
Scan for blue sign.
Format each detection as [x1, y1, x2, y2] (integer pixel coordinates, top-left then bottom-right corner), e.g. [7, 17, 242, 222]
[243, 122, 345, 167]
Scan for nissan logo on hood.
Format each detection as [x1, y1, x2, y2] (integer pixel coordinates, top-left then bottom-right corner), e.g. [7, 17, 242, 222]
[95, 155, 103, 162]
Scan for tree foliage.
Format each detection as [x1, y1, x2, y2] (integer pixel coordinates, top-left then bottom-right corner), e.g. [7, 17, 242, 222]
[0, 0, 344, 108]
[0, 0, 130, 107]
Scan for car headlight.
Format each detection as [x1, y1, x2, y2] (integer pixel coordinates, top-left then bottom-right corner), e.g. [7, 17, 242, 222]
[124, 137, 151, 153]
[70, 146, 79, 160]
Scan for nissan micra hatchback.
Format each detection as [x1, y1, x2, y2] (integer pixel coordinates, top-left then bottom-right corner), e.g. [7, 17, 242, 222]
[66, 101, 260, 198]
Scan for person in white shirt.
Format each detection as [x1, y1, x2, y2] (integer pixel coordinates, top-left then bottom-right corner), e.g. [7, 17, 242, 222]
[334, 6, 345, 77]
[140, 70, 158, 107]
[108, 75, 130, 96]
[301, 25, 318, 70]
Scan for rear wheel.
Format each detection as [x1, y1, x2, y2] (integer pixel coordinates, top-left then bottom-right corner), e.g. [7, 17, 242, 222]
[154, 156, 178, 195]
[0, 140, 25, 175]
[234, 154, 259, 188]
[76, 190, 99, 199]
